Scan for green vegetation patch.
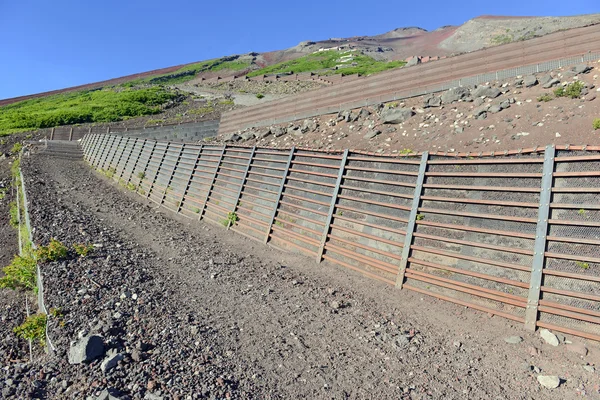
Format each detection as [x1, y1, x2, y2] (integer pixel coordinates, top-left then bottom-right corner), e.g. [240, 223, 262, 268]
[554, 81, 584, 99]
[0, 255, 37, 291]
[0, 87, 179, 136]
[593, 118, 600, 130]
[247, 50, 406, 77]
[14, 313, 47, 346]
[123, 58, 252, 87]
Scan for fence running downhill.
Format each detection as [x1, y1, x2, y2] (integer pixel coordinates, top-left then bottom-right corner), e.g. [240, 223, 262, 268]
[81, 134, 600, 342]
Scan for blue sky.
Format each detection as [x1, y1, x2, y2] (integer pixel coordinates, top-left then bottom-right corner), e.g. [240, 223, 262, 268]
[0, 1, 597, 99]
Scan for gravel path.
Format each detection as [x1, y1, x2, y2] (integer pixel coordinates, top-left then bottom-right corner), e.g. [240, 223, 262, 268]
[0, 152, 598, 399]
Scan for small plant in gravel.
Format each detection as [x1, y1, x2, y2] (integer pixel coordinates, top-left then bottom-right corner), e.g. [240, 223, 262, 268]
[222, 212, 239, 227]
[137, 172, 146, 180]
[255, 93, 265, 99]
[578, 208, 587, 216]
[14, 313, 47, 346]
[593, 118, 600, 130]
[0, 187, 7, 200]
[105, 167, 117, 178]
[0, 255, 37, 291]
[576, 261, 590, 270]
[126, 182, 136, 191]
[49, 307, 63, 319]
[36, 238, 68, 262]
[193, 208, 201, 214]
[415, 214, 425, 220]
[10, 142, 23, 154]
[275, 220, 284, 227]
[73, 243, 94, 257]
[9, 201, 18, 228]
[554, 81, 584, 99]
[537, 93, 553, 102]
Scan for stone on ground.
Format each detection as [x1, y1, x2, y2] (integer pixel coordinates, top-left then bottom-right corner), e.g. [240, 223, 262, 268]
[539, 329, 559, 346]
[537, 375, 560, 389]
[68, 335, 105, 364]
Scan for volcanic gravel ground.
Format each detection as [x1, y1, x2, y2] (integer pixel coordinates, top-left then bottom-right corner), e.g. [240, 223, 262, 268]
[0, 152, 598, 399]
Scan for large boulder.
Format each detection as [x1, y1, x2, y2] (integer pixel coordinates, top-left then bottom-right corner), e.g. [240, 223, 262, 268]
[441, 87, 470, 104]
[471, 86, 502, 98]
[240, 131, 255, 141]
[543, 78, 561, 89]
[572, 63, 592, 74]
[524, 75, 538, 87]
[538, 74, 553, 85]
[424, 95, 442, 108]
[364, 129, 381, 139]
[223, 133, 241, 142]
[380, 107, 414, 124]
[68, 335, 105, 364]
[301, 119, 318, 133]
[406, 56, 421, 67]
[256, 128, 272, 139]
[359, 108, 371, 119]
[272, 126, 287, 137]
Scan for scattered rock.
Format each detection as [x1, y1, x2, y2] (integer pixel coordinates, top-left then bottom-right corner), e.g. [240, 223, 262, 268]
[566, 343, 588, 356]
[542, 78, 561, 89]
[441, 87, 471, 104]
[364, 129, 381, 139]
[583, 365, 595, 373]
[359, 108, 371, 119]
[380, 108, 414, 124]
[256, 128, 272, 139]
[471, 86, 501, 98]
[540, 329, 559, 346]
[524, 75, 538, 87]
[223, 133, 241, 142]
[538, 74, 553, 85]
[406, 56, 421, 67]
[537, 375, 561, 389]
[96, 388, 122, 400]
[424, 95, 442, 108]
[272, 126, 287, 137]
[68, 335, 105, 364]
[473, 98, 485, 107]
[240, 131, 255, 141]
[504, 336, 523, 344]
[330, 301, 341, 310]
[100, 349, 125, 373]
[573, 64, 592, 74]
[585, 93, 597, 102]
[489, 105, 502, 114]
[302, 119, 318, 133]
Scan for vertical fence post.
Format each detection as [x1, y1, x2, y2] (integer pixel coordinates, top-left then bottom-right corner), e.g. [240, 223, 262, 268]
[50, 128, 55, 140]
[525, 145, 555, 331]
[316, 149, 348, 262]
[198, 146, 226, 221]
[229, 146, 256, 229]
[147, 142, 170, 200]
[265, 147, 295, 244]
[160, 144, 185, 206]
[68, 127, 73, 141]
[396, 151, 429, 289]
[177, 145, 203, 214]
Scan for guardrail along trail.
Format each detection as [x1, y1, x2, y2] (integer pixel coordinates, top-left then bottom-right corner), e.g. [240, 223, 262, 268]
[6, 138, 596, 399]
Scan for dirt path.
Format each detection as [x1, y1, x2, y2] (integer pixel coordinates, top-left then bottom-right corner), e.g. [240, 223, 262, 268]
[2, 152, 598, 399]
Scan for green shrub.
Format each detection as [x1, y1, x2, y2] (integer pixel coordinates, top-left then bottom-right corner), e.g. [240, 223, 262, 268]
[221, 212, 239, 227]
[9, 201, 18, 228]
[0, 87, 179, 136]
[36, 238, 68, 262]
[10, 142, 23, 153]
[255, 93, 265, 99]
[14, 313, 47, 346]
[537, 93, 553, 102]
[72, 243, 94, 257]
[554, 81, 584, 99]
[0, 255, 37, 290]
[576, 261, 590, 270]
[593, 118, 600, 130]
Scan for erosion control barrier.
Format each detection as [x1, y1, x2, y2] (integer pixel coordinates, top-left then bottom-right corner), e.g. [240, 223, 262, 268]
[218, 23, 600, 135]
[82, 133, 600, 342]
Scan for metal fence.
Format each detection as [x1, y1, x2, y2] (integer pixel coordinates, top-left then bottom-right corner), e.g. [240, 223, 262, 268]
[81, 133, 600, 342]
[218, 23, 600, 135]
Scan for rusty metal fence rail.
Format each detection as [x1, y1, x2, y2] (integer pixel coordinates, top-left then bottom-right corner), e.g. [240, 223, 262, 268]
[218, 23, 600, 135]
[81, 133, 600, 342]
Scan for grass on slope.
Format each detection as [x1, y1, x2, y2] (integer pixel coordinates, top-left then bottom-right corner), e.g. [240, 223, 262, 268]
[0, 87, 179, 136]
[247, 50, 406, 77]
[123, 58, 252, 86]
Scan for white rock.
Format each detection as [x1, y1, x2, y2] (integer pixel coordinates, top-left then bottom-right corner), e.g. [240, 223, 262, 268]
[540, 329, 560, 346]
[556, 132, 561, 138]
[583, 365, 595, 373]
[537, 375, 560, 389]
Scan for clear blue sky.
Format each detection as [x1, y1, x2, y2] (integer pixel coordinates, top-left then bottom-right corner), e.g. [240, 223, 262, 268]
[0, 1, 597, 99]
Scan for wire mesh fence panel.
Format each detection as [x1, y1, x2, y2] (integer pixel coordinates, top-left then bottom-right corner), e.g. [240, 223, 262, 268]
[146, 143, 181, 205]
[124, 139, 148, 187]
[403, 154, 547, 323]
[203, 147, 251, 227]
[324, 154, 420, 285]
[80, 135, 600, 342]
[269, 150, 342, 257]
[179, 145, 223, 218]
[232, 148, 291, 242]
[539, 151, 600, 341]
[138, 141, 168, 198]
